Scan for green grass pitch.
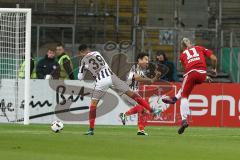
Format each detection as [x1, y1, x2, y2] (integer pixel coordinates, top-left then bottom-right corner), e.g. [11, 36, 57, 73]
[0, 124, 240, 160]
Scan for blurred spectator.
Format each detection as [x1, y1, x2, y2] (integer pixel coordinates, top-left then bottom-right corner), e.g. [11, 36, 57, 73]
[56, 43, 74, 80]
[36, 47, 60, 79]
[18, 53, 37, 79]
[155, 50, 178, 82]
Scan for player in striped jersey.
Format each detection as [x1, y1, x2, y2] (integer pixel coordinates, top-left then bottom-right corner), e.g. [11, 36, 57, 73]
[78, 45, 161, 135]
[119, 53, 161, 135]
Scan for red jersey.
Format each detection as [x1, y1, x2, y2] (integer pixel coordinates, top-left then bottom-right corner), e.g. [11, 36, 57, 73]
[180, 46, 213, 75]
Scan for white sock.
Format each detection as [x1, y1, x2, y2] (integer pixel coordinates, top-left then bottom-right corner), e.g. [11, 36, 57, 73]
[180, 98, 190, 120]
[175, 89, 182, 100]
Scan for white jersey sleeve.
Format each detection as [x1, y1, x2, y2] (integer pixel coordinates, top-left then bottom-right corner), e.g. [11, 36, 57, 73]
[78, 58, 87, 80]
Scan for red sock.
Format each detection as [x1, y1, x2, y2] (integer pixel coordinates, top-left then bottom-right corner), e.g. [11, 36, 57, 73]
[131, 93, 152, 112]
[125, 105, 144, 116]
[138, 112, 146, 131]
[89, 105, 96, 129]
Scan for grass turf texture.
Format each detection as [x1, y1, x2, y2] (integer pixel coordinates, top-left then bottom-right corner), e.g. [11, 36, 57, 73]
[0, 124, 240, 160]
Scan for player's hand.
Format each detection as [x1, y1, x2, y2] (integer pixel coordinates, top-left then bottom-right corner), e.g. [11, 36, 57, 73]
[150, 71, 161, 83]
[154, 70, 161, 79]
[206, 76, 213, 83]
[209, 68, 217, 77]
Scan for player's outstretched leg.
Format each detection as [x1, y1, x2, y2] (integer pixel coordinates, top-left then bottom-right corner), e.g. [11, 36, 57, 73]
[178, 98, 190, 134]
[131, 93, 152, 112]
[125, 105, 144, 116]
[119, 105, 144, 125]
[84, 100, 99, 135]
[126, 91, 161, 116]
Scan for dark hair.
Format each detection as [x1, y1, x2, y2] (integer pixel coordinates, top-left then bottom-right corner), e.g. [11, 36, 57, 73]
[56, 42, 65, 48]
[48, 47, 56, 51]
[136, 52, 149, 61]
[156, 50, 168, 61]
[78, 44, 89, 52]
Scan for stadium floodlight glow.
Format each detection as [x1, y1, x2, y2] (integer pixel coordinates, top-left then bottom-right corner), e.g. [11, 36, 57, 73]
[0, 8, 31, 125]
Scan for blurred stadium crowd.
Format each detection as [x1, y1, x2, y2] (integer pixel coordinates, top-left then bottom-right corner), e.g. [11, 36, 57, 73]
[19, 43, 178, 82]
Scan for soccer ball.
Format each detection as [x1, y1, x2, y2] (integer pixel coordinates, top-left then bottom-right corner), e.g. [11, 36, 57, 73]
[51, 120, 64, 133]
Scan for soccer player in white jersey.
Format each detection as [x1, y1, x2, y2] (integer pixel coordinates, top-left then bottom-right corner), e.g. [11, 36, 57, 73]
[78, 44, 161, 135]
[119, 53, 161, 135]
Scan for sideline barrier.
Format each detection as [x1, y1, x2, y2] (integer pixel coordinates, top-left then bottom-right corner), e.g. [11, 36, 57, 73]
[0, 80, 239, 127]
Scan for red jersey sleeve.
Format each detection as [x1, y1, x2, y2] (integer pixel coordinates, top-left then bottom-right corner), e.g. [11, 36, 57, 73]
[198, 46, 213, 58]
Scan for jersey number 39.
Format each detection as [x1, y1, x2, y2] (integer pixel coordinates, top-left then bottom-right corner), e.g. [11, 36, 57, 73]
[89, 55, 106, 70]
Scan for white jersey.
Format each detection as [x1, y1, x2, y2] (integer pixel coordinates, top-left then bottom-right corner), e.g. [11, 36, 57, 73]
[78, 51, 130, 100]
[78, 51, 113, 81]
[126, 64, 146, 91]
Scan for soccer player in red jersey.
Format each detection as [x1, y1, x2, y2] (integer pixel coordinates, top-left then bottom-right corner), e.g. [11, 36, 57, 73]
[162, 38, 217, 134]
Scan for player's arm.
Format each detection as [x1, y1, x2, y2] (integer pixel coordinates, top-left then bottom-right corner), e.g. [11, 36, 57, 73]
[202, 47, 218, 76]
[134, 73, 152, 83]
[134, 71, 161, 84]
[209, 54, 217, 77]
[210, 54, 217, 70]
[78, 59, 87, 80]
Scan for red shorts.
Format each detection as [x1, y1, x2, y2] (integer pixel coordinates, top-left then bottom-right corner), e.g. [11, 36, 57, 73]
[181, 71, 206, 98]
